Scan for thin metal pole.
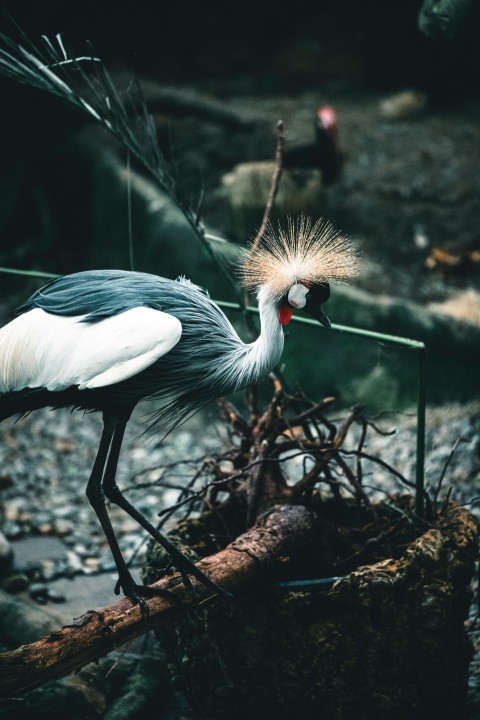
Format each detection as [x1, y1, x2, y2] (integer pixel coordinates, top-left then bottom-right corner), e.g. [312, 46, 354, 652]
[0, 266, 60, 279]
[415, 345, 427, 516]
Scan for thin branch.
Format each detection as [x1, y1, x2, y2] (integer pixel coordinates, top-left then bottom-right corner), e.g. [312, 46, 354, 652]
[0, 505, 325, 698]
[279, 396, 336, 431]
[250, 119, 285, 253]
[433, 437, 469, 509]
[243, 119, 286, 344]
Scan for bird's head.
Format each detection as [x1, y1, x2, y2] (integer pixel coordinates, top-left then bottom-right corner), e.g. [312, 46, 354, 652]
[279, 280, 331, 327]
[241, 215, 358, 328]
[316, 105, 337, 134]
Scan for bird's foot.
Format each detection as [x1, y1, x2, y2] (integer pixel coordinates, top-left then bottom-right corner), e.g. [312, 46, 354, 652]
[145, 535, 233, 601]
[115, 576, 180, 616]
[141, 557, 224, 604]
[168, 550, 234, 602]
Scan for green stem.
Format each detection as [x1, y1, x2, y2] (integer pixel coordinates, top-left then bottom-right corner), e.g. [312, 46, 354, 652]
[0, 266, 60, 279]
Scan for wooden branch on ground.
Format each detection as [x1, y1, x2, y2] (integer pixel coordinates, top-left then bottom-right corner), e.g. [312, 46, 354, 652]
[138, 80, 259, 130]
[0, 505, 325, 698]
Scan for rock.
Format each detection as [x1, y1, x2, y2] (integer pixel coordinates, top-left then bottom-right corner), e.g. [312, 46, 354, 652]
[1, 521, 22, 540]
[89, 138, 210, 282]
[82, 557, 101, 574]
[221, 161, 325, 241]
[0, 590, 112, 719]
[46, 587, 66, 603]
[29, 582, 49, 604]
[64, 551, 83, 576]
[0, 588, 59, 646]
[1, 573, 29, 593]
[379, 90, 428, 120]
[39, 559, 58, 582]
[102, 657, 172, 720]
[428, 289, 480, 326]
[0, 531, 13, 576]
[53, 519, 74, 536]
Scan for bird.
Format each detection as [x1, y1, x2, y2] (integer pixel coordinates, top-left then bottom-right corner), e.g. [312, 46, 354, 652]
[0, 27, 358, 609]
[283, 106, 344, 185]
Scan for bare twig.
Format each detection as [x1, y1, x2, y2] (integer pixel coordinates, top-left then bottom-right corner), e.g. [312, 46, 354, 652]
[433, 437, 469, 511]
[279, 396, 336, 431]
[250, 120, 285, 253]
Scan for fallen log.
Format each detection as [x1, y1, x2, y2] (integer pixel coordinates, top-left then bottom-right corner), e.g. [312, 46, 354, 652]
[156, 502, 478, 720]
[0, 504, 326, 698]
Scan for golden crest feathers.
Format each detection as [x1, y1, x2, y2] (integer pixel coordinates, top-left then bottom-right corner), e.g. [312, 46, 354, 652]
[241, 215, 358, 299]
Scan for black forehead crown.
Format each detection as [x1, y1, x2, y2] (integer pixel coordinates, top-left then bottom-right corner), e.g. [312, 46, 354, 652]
[308, 282, 330, 304]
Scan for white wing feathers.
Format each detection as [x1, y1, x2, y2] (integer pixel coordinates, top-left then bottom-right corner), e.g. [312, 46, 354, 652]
[0, 307, 182, 392]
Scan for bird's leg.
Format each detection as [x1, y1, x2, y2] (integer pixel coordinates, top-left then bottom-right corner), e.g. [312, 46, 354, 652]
[86, 412, 170, 615]
[102, 412, 232, 601]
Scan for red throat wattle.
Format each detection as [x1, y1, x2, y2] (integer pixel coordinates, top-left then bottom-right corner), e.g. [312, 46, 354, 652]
[278, 304, 293, 326]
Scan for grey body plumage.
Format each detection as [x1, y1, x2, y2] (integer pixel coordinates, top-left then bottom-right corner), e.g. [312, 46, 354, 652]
[15, 269, 283, 436]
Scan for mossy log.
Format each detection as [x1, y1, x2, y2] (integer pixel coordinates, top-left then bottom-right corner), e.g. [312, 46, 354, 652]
[155, 503, 478, 720]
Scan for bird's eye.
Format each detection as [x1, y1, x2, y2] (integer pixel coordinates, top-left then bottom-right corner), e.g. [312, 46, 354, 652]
[307, 282, 330, 305]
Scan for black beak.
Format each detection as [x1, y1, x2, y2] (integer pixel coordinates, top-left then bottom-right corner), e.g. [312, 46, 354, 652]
[309, 304, 331, 329]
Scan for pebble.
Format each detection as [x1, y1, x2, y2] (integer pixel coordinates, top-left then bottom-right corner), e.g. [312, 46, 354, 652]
[37, 523, 55, 535]
[64, 551, 84, 576]
[2, 572, 29, 593]
[53, 519, 74, 536]
[2, 520, 23, 539]
[39, 559, 58, 582]
[0, 475, 13, 490]
[46, 588, 66, 603]
[379, 90, 428, 120]
[28, 581, 66, 604]
[83, 557, 101, 572]
[0, 530, 13, 574]
[29, 582, 49, 603]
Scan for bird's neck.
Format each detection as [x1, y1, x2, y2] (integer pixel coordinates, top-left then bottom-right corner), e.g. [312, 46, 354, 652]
[235, 287, 284, 388]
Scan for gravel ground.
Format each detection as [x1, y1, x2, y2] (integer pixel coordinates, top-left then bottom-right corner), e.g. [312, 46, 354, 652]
[0, 402, 227, 581]
[0, 398, 478, 713]
[1, 400, 478, 575]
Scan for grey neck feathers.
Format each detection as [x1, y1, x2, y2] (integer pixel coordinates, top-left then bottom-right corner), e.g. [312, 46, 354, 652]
[217, 286, 284, 392]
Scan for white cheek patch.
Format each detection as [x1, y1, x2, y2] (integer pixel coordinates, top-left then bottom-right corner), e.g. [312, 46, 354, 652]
[287, 283, 309, 309]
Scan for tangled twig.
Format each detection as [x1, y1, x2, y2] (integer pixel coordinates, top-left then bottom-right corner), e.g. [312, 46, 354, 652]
[128, 378, 433, 564]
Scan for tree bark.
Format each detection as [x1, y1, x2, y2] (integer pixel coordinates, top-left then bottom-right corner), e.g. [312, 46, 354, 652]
[0, 505, 327, 698]
[156, 503, 478, 720]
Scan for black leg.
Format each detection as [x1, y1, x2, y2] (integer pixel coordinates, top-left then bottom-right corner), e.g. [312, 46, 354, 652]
[103, 412, 232, 600]
[86, 411, 164, 614]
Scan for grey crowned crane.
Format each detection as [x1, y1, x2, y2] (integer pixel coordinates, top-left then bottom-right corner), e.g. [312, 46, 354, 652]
[0, 28, 358, 610]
